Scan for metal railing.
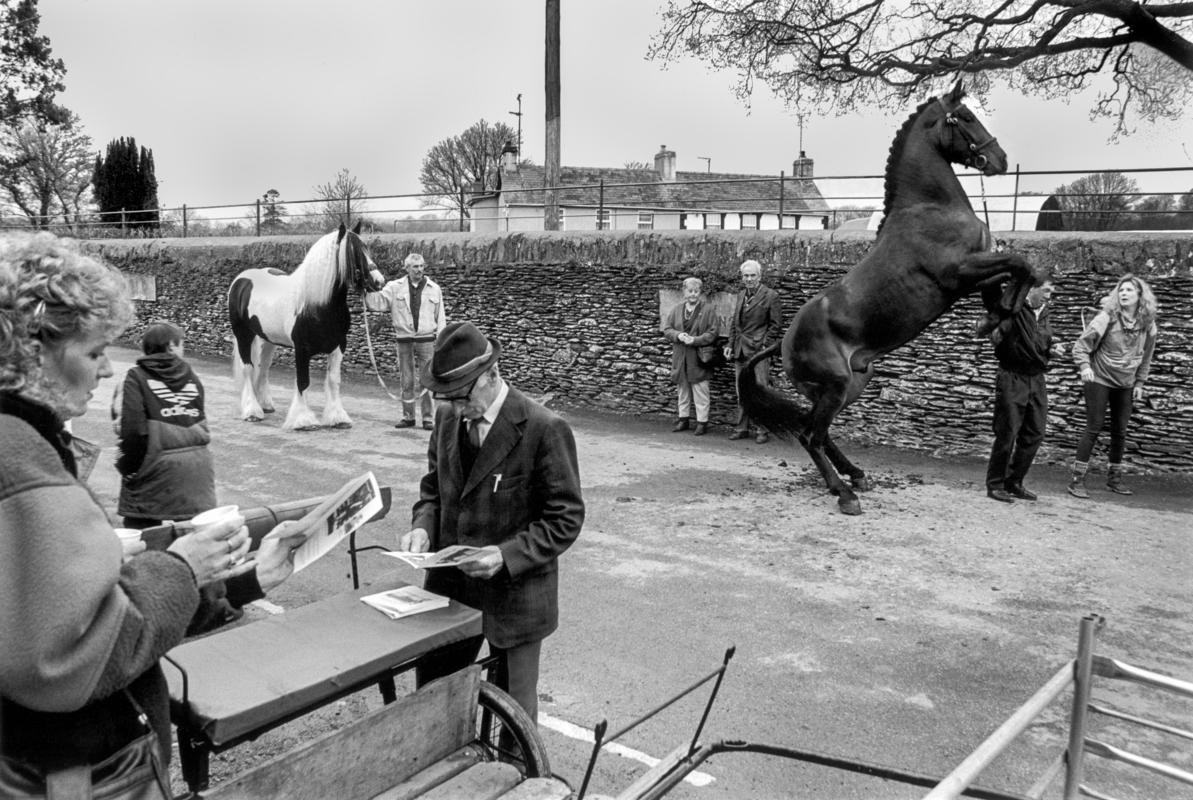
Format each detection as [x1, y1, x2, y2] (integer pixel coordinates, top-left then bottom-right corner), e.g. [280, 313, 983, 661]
[1, 165, 1190, 238]
[925, 614, 1193, 800]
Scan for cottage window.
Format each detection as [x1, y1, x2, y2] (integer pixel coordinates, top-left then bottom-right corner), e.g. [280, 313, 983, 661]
[705, 214, 722, 230]
[740, 213, 759, 230]
[637, 212, 654, 230]
[597, 208, 611, 230]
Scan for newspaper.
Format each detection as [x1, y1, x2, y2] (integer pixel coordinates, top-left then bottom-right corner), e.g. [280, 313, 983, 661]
[360, 585, 450, 620]
[383, 545, 487, 569]
[291, 472, 383, 573]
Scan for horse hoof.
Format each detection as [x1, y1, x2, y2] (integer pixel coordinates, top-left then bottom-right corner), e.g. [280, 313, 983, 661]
[852, 476, 873, 492]
[330, 421, 352, 429]
[262, 406, 275, 414]
[243, 414, 264, 422]
[838, 498, 863, 515]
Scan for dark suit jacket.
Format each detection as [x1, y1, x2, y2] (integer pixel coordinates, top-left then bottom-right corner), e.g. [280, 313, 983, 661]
[728, 284, 783, 361]
[413, 386, 584, 648]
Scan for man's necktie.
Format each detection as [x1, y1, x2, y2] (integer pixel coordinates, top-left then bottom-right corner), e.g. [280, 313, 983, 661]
[468, 419, 482, 449]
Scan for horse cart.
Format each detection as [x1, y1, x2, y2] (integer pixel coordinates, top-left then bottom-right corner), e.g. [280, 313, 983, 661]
[149, 495, 1192, 800]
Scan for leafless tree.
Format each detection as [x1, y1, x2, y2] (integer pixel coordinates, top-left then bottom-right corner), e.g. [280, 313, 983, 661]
[649, 1, 1193, 137]
[419, 119, 523, 217]
[312, 168, 367, 231]
[1054, 171, 1139, 230]
[0, 112, 93, 230]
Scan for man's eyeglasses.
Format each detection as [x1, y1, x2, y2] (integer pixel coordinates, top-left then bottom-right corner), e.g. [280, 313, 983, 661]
[433, 378, 478, 403]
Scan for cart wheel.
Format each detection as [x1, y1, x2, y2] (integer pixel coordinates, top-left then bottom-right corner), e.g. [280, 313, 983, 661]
[476, 681, 551, 778]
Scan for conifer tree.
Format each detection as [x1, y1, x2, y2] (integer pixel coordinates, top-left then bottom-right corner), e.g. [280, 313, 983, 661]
[92, 136, 159, 231]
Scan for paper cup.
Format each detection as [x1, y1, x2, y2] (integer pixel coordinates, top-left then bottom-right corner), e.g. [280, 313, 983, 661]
[191, 505, 241, 529]
[113, 527, 142, 543]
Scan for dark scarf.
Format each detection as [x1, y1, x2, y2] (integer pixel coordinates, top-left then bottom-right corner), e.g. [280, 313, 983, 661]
[409, 277, 426, 331]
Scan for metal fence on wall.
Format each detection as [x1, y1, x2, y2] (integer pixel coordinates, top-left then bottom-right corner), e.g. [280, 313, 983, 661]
[1, 165, 1191, 239]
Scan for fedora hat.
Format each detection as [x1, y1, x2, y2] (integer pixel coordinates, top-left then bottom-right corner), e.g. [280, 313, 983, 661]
[421, 322, 501, 393]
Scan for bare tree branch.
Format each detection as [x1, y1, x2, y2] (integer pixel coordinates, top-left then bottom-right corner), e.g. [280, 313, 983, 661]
[650, 0, 1193, 137]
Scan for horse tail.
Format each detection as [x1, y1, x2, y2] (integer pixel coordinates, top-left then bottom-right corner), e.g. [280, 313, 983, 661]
[738, 342, 808, 442]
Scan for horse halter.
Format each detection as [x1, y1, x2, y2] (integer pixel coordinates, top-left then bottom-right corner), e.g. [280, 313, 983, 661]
[937, 99, 998, 170]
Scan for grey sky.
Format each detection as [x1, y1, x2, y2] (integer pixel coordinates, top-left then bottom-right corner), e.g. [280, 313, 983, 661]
[39, 0, 1192, 214]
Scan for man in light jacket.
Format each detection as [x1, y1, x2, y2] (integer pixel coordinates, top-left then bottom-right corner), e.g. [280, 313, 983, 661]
[365, 253, 447, 429]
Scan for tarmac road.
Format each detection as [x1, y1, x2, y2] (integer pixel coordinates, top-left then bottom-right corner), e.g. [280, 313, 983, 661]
[75, 347, 1192, 800]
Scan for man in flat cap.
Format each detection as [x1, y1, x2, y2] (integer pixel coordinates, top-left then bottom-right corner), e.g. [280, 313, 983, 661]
[400, 322, 585, 721]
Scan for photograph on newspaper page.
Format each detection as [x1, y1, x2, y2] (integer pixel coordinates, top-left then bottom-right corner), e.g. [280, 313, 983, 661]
[292, 471, 382, 573]
[384, 544, 487, 569]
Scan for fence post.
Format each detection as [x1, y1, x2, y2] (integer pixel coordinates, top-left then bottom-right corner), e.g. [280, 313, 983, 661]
[344, 194, 350, 226]
[598, 179, 605, 230]
[1012, 164, 1021, 232]
[1063, 615, 1099, 799]
[778, 171, 786, 229]
[182, 205, 188, 238]
[255, 199, 261, 237]
[459, 187, 466, 232]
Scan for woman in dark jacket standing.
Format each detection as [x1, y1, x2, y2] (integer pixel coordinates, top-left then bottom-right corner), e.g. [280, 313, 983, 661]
[662, 276, 720, 435]
[0, 233, 306, 794]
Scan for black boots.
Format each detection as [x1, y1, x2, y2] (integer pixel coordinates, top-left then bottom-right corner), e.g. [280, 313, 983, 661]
[1106, 464, 1134, 495]
[672, 418, 690, 432]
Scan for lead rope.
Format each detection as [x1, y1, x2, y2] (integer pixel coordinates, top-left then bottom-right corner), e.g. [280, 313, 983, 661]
[349, 235, 400, 401]
[979, 172, 990, 229]
[361, 301, 400, 400]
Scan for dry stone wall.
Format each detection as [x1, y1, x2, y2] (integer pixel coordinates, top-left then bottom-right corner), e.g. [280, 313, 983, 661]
[89, 230, 1193, 472]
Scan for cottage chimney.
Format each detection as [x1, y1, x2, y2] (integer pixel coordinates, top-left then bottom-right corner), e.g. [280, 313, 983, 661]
[792, 150, 814, 179]
[500, 141, 519, 174]
[654, 145, 676, 181]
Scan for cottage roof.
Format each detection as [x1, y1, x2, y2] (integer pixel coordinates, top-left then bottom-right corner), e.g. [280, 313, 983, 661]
[492, 165, 828, 214]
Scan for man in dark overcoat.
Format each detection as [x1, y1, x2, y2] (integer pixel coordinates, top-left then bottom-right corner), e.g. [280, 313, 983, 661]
[727, 260, 784, 443]
[400, 322, 584, 720]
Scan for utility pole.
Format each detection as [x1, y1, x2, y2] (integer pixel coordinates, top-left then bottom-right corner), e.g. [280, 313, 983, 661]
[698, 156, 711, 173]
[509, 93, 523, 158]
[796, 112, 807, 154]
[544, 0, 561, 231]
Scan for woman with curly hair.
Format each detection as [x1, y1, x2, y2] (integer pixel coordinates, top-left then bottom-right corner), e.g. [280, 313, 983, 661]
[1068, 273, 1159, 498]
[0, 233, 306, 796]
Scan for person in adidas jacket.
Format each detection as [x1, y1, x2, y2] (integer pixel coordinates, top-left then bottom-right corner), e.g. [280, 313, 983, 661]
[113, 321, 217, 527]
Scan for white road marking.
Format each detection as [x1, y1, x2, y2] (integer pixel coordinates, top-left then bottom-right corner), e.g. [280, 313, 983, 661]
[537, 712, 715, 787]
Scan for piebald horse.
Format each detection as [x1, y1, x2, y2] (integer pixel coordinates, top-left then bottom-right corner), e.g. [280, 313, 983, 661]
[740, 81, 1042, 515]
[229, 220, 385, 430]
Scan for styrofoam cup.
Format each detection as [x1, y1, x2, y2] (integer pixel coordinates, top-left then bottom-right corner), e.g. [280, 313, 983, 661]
[113, 527, 142, 543]
[191, 505, 242, 530]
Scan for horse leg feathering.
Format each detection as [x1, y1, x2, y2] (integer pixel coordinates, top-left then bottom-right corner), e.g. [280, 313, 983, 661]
[320, 348, 352, 428]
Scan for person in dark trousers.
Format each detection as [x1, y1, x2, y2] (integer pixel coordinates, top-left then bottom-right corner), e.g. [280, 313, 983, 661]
[726, 259, 783, 444]
[1068, 274, 1158, 498]
[113, 321, 216, 528]
[399, 322, 584, 722]
[985, 275, 1060, 502]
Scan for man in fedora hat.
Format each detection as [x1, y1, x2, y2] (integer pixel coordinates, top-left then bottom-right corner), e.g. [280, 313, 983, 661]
[400, 321, 584, 720]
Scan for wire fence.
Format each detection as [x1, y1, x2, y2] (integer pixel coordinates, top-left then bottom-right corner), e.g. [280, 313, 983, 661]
[2, 165, 1191, 239]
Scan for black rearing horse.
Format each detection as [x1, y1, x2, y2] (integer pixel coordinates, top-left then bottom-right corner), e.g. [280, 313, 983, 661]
[740, 81, 1042, 515]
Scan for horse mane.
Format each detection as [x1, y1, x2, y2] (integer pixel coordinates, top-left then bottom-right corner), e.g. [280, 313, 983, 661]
[293, 230, 351, 311]
[876, 96, 939, 235]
